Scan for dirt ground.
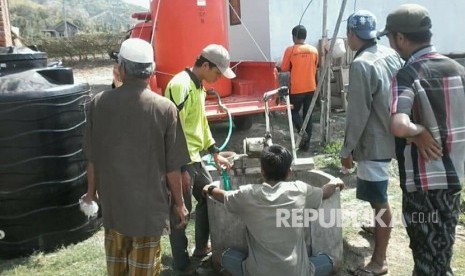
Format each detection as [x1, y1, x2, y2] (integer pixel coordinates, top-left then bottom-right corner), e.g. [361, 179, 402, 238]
[72, 60, 465, 276]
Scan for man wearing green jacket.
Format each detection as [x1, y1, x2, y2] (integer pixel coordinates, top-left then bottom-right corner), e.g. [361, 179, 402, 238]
[165, 44, 235, 274]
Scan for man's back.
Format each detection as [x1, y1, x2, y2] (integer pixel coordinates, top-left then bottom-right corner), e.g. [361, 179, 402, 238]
[392, 49, 465, 191]
[224, 181, 323, 276]
[342, 44, 402, 161]
[86, 84, 188, 236]
[281, 44, 319, 94]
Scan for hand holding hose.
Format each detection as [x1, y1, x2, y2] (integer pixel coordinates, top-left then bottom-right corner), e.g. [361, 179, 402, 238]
[213, 153, 231, 173]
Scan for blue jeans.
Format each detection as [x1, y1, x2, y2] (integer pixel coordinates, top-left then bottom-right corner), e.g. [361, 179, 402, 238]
[221, 248, 333, 276]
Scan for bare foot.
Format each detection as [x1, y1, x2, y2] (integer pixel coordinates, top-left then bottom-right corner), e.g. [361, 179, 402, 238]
[350, 260, 388, 275]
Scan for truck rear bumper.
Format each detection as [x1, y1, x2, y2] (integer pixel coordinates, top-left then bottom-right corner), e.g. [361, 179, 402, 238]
[205, 95, 288, 121]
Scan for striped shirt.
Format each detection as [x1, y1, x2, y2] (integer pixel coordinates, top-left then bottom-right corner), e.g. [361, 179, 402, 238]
[391, 45, 465, 192]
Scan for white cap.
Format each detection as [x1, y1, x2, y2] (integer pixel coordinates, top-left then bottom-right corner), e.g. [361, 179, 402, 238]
[119, 38, 154, 64]
[201, 44, 235, 79]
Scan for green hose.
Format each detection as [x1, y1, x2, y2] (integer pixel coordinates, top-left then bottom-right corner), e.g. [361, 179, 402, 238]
[219, 107, 233, 151]
[207, 100, 233, 191]
[219, 109, 232, 190]
[221, 169, 231, 191]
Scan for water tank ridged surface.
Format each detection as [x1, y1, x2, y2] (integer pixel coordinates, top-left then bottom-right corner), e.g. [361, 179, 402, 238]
[0, 68, 101, 259]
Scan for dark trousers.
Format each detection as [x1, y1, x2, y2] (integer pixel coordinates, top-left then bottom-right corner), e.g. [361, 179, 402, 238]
[169, 162, 213, 270]
[169, 184, 192, 271]
[290, 92, 314, 140]
[402, 189, 461, 276]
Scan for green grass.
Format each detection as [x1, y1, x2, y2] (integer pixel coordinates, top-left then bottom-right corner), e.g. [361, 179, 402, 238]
[313, 137, 465, 275]
[0, 231, 107, 276]
[314, 140, 343, 171]
[0, 222, 196, 276]
[1, 138, 464, 275]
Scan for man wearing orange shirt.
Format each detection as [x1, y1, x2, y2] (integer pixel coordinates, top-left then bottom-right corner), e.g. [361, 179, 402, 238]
[281, 25, 319, 150]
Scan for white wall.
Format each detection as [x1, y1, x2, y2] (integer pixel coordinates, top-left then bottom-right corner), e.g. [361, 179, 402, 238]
[231, 0, 465, 62]
[227, 0, 271, 61]
[344, 0, 465, 56]
[269, 0, 332, 62]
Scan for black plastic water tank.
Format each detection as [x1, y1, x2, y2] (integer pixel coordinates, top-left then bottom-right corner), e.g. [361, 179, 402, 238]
[0, 46, 47, 77]
[0, 67, 101, 259]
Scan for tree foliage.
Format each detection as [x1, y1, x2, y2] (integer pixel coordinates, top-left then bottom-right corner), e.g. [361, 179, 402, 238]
[9, 0, 146, 38]
[35, 33, 125, 61]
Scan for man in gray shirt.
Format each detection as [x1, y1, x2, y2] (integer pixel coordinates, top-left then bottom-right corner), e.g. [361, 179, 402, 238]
[204, 144, 343, 276]
[340, 10, 402, 276]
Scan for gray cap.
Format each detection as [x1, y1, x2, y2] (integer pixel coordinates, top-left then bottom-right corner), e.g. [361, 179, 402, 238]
[378, 4, 432, 38]
[201, 44, 236, 79]
[347, 10, 377, 40]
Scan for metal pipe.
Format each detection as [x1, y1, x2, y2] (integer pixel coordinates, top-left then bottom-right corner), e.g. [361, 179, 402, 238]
[150, 0, 162, 49]
[263, 86, 289, 146]
[264, 98, 271, 136]
[296, 0, 348, 147]
[263, 87, 296, 159]
[285, 94, 297, 161]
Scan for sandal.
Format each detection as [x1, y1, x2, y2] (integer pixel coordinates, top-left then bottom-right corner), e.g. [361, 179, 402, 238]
[347, 266, 388, 276]
[360, 223, 375, 235]
[192, 245, 212, 258]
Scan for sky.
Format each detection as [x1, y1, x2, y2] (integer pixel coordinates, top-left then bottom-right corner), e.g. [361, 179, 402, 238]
[123, 0, 150, 9]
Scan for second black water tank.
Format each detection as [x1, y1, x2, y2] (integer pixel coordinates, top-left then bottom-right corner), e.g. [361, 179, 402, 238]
[0, 67, 101, 259]
[0, 46, 47, 77]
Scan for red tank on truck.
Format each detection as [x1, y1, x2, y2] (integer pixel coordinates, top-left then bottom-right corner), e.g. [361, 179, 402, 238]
[111, 0, 287, 130]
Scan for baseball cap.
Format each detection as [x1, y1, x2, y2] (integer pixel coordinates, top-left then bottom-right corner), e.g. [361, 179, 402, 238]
[377, 4, 432, 38]
[201, 44, 236, 79]
[347, 10, 377, 40]
[118, 38, 154, 64]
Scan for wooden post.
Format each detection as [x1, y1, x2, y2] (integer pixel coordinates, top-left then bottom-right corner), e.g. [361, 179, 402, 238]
[320, 0, 333, 144]
[324, 64, 332, 143]
[319, 0, 329, 144]
[0, 0, 12, 47]
[296, 0, 348, 147]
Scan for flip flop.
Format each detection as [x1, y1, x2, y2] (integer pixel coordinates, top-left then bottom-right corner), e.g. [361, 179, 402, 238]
[347, 267, 388, 276]
[192, 245, 212, 258]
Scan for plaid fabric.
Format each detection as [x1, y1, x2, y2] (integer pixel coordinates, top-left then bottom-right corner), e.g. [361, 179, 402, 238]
[402, 189, 461, 276]
[104, 228, 161, 276]
[391, 45, 465, 192]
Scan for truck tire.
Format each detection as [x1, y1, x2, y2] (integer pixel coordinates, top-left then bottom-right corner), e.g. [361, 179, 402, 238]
[233, 116, 253, 130]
